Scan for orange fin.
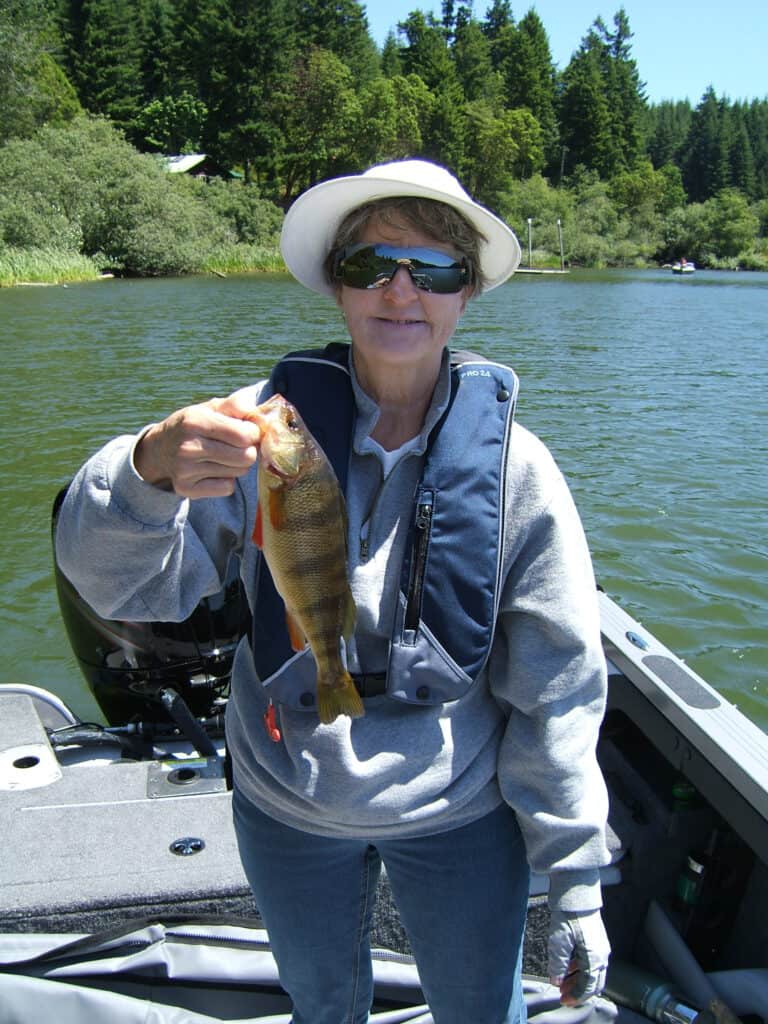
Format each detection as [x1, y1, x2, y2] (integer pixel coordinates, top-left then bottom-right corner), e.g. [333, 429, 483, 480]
[285, 609, 307, 652]
[317, 672, 365, 725]
[252, 501, 263, 547]
[269, 485, 287, 531]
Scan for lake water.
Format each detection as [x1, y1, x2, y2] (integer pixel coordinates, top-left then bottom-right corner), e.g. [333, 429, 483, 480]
[1, 269, 766, 727]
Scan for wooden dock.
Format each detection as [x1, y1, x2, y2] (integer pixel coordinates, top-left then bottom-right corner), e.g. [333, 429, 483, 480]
[516, 268, 569, 275]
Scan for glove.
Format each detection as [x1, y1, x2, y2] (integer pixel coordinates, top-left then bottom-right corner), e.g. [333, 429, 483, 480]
[548, 908, 611, 1006]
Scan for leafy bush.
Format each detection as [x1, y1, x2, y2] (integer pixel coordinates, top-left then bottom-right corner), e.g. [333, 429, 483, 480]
[133, 91, 207, 154]
[498, 167, 764, 269]
[702, 189, 760, 259]
[737, 244, 768, 271]
[0, 195, 83, 252]
[107, 183, 234, 276]
[498, 174, 573, 255]
[659, 189, 761, 267]
[176, 176, 283, 245]
[0, 115, 284, 277]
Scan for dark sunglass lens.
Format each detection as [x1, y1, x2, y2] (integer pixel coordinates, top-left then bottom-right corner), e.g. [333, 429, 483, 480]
[335, 244, 467, 293]
[417, 268, 464, 293]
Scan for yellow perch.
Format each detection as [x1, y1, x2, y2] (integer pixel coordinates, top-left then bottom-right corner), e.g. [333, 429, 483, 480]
[243, 394, 363, 725]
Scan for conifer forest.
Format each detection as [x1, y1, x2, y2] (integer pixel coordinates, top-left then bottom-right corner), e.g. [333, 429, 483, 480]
[2, 0, 767, 283]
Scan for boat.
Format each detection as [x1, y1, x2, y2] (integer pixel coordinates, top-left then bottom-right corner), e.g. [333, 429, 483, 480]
[672, 259, 696, 274]
[1, 500, 767, 1022]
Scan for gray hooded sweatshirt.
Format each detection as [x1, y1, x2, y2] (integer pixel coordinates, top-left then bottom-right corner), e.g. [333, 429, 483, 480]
[56, 351, 610, 914]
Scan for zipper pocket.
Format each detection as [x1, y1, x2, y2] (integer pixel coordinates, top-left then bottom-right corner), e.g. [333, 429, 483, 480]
[404, 490, 434, 633]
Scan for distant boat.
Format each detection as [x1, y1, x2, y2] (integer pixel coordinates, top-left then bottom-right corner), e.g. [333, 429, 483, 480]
[672, 259, 695, 274]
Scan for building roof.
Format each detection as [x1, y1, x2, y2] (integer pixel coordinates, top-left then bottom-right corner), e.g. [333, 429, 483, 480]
[164, 153, 208, 174]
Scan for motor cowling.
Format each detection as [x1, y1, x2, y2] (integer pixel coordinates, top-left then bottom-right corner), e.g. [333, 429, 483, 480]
[52, 487, 251, 725]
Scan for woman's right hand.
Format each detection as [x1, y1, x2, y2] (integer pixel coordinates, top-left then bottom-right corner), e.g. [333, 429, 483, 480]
[134, 393, 262, 499]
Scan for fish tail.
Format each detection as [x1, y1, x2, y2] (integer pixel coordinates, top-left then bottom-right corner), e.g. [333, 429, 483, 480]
[317, 672, 365, 725]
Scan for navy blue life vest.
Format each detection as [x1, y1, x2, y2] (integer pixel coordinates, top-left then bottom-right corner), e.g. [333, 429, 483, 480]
[250, 343, 518, 709]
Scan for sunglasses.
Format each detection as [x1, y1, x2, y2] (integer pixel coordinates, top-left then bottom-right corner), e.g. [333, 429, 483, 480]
[332, 243, 470, 294]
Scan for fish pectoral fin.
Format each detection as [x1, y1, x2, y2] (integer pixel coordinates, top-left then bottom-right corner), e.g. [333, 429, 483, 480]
[269, 484, 287, 531]
[317, 672, 365, 725]
[285, 609, 307, 652]
[253, 501, 264, 547]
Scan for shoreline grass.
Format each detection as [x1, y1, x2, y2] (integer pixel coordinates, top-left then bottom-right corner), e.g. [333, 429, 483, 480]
[0, 247, 104, 288]
[198, 244, 285, 276]
[0, 245, 287, 288]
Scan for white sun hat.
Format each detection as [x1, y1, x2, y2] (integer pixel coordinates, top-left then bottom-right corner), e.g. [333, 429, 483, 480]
[280, 159, 521, 297]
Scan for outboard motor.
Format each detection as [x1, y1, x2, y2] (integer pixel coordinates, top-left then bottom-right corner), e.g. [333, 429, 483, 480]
[52, 487, 251, 725]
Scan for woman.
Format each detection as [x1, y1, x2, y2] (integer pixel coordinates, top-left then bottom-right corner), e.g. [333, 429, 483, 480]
[56, 160, 611, 1024]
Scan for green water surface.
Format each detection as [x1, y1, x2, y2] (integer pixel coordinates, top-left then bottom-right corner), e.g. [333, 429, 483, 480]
[2, 269, 765, 726]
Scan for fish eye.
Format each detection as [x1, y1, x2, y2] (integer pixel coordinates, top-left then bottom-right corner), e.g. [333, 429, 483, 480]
[286, 415, 299, 431]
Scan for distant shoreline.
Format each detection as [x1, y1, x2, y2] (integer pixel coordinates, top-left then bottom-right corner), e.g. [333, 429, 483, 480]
[6, 263, 765, 290]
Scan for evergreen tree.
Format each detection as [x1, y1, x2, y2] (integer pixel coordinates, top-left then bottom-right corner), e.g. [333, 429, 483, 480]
[714, 96, 735, 191]
[744, 99, 768, 198]
[560, 10, 646, 181]
[381, 30, 403, 78]
[424, 86, 466, 172]
[293, 0, 379, 86]
[514, 10, 559, 173]
[1, 0, 80, 142]
[172, 0, 295, 184]
[172, 0, 231, 116]
[441, 0, 457, 43]
[729, 104, 756, 198]
[72, 0, 145, 132]
[481, 2, 556, 174]
[276, 47, 361, 200]
[683, 87, 728, 202]
[601, 9, 646, 172]
[57, 0, 87, 88]
[138, 0, 175, 101]
[559, 28, 614, 178]
[482, 0, 513, 52]
[32, 0, 767, 223]
[451, 13, 495, 103]
[479, 0, 519, 163]
[398, 10, 465, 169]
[397, 10, 454, 92]
[480, 0, 513, 83]
[646, 100, 692, 169]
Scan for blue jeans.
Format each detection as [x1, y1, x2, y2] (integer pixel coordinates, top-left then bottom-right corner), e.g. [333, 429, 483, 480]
[232, 788, 529, 1024]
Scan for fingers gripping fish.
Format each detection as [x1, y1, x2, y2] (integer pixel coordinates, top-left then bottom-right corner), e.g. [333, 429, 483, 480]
[242, 395, 363, 725]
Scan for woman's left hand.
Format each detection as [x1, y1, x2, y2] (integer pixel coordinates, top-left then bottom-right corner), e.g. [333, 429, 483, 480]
[547, 908, 611, 1005]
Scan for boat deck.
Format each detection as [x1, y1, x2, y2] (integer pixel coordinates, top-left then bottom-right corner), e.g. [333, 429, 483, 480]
[3, 594, 768, 984]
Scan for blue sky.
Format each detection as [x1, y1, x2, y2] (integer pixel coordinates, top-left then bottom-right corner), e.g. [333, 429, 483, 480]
[363, 0, 768, 105]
